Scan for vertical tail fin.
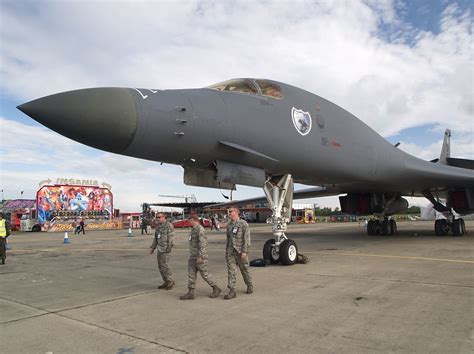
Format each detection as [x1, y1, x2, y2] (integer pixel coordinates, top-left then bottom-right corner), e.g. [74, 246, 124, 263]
[438, 129, 451, 165]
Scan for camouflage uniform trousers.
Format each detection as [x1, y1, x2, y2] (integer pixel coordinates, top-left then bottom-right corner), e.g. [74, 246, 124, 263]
[187, 258, 217, 289]
[226, 248, 252, 290]
[157, 251, 173, 282]
[0, 238, 6, 262]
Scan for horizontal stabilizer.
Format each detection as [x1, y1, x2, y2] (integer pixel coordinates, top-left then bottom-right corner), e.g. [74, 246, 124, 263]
[446, 157, 474, 170]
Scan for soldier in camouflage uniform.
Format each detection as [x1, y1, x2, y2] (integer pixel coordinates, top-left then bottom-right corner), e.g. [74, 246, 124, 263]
[180, 215, 221, 300]
[149, 213, 175, 290]
[224, 207, 253, 299]
[141, 217, 148, 234]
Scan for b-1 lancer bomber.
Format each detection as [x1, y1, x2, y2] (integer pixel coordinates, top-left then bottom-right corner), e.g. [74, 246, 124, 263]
[18, 78, 474, 265]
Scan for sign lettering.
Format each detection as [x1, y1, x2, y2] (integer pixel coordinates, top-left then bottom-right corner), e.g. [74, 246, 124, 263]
[55, 178, 100, 187]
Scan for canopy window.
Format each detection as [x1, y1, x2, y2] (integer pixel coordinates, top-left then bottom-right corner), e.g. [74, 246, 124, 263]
[207, 78, 284, 100]
[254, 79, 284, 100]
[207, 79, 259, 95]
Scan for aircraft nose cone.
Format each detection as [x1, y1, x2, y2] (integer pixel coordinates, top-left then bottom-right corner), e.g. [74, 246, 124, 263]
[17, 88, 138, 153]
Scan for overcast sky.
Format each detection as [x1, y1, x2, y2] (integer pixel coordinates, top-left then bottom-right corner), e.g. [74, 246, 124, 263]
[0, 0, 472, 212]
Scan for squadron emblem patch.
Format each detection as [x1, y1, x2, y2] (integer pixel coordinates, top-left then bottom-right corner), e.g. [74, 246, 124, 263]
[291, 107, 312, 136]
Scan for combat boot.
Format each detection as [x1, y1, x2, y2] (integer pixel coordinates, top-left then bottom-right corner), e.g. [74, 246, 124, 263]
[224, 289, 236, 300]
[179, 288, 195, 300]
[210, 285, 221, 298]
[165, 280, 175, 290]
[246, 284, 253, 294]
[157, 282, 167, 289]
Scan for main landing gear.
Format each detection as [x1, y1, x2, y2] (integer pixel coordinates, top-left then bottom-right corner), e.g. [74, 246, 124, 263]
[422, 191, 467, 236]
[367, 217, 397, 236]
[434, 216, 466, 236]
[262, 174, 299, 265]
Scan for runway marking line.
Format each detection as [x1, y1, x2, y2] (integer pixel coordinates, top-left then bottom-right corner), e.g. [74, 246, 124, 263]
[306, 251, 474, 264]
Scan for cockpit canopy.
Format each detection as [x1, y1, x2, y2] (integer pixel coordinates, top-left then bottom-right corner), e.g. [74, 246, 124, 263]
[207, 79, 284, 100]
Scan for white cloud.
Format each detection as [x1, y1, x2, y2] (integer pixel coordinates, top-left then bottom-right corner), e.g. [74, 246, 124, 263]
[396, 131, 473, 160]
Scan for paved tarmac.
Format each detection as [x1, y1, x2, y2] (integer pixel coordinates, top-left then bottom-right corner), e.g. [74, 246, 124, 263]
[1, 221, 473, 353]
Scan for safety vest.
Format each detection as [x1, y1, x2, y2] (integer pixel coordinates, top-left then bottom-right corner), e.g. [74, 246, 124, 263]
[0, 219, 6, 238]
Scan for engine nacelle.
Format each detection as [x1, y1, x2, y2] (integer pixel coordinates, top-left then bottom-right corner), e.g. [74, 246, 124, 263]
[383, 196, 408, 216]
[340, 194, 408, 216]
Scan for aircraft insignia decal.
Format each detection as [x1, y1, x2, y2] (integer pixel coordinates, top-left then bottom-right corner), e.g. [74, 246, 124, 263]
[291, 107, 312, 136]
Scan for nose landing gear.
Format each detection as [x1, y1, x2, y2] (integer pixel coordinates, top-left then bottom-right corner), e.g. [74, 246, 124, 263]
[262, 174, 299, 265]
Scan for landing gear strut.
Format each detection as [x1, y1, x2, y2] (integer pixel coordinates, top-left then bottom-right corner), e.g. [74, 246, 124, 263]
[367, 217, 397, 236]
[262, 174, 298, 265]
[422, 191, 466, 236]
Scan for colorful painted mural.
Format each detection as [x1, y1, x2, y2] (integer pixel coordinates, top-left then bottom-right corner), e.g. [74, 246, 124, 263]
[37, 185, 113, 223]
